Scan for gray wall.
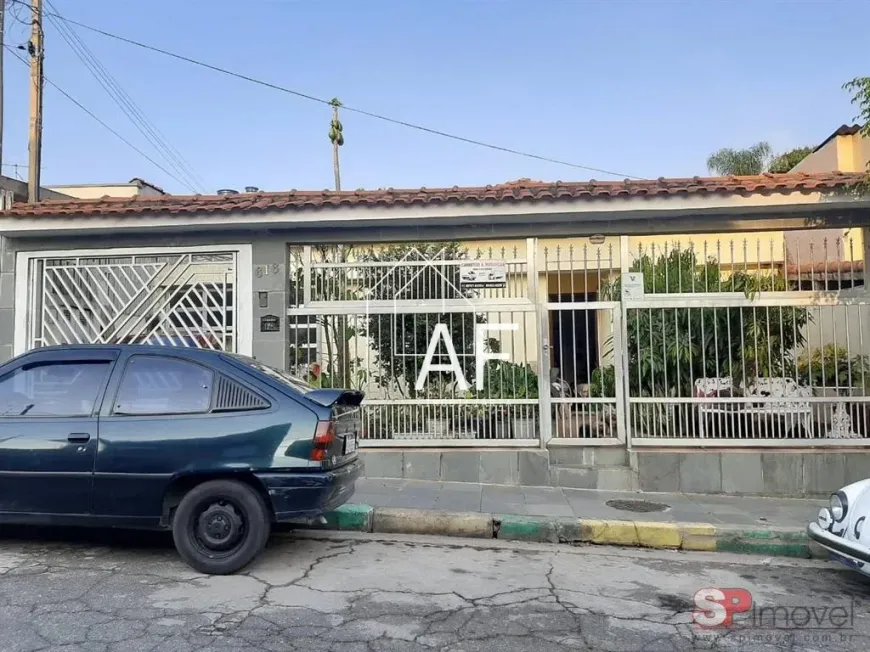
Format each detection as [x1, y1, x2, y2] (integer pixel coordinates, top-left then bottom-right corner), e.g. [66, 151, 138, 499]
[0, 236, 14, 362]
[0, 176, 70, 202]
[251, 240, 289, 370]
[0, 232, 291, 368]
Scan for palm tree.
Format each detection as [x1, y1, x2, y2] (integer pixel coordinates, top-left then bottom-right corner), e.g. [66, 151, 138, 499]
[328, 98, 344, 191]
[706, 142, 772, 175]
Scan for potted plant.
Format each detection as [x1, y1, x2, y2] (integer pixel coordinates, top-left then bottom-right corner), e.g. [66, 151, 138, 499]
[475, 360, 539, 439]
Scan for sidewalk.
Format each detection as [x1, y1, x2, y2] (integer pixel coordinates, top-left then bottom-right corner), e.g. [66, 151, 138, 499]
[350, 478, 824, 527]
[315, 478, 830, 558]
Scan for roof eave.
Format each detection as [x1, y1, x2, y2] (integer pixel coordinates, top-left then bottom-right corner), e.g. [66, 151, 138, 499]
[1, 187, 867, 238]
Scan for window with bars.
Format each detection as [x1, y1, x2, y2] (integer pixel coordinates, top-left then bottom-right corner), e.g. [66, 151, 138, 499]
[288, 314, 319, 368]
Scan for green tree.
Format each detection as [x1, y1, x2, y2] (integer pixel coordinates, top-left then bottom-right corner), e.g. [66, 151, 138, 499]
[768, 146, 814, 173]
[287, 245, 360, 388]
[357, 242, 496, 398]
[844, 77, 870, 187]
[707, 142, 813, 175]
[844, 77, 870, 139]
[707, 142, 772, 175]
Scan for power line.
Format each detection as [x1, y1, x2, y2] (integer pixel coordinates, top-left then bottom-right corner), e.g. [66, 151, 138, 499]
[43, 0, 205, 193]
[5, 45, 204, 192]
[45, 1, 204, 192]
[7, 0, 642, 180]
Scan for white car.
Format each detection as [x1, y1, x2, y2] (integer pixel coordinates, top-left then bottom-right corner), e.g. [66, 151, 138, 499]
[807, 479, 870, 574]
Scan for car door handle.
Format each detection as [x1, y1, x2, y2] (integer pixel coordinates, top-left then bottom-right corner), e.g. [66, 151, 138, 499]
[67, 433, 91, 444]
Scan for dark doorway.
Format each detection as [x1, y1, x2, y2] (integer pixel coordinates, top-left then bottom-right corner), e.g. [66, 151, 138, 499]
[550, 293, 599, 391]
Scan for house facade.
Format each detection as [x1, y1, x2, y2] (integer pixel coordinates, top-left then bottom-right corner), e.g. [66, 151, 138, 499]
[45, 177, 167, 200]
[1, 167, 869, 498]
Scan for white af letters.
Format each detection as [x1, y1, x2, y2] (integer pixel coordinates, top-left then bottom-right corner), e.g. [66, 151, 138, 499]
[415, 322, 518, 392]
[415, 324, 469, 391]
[474, 323, 518, 390]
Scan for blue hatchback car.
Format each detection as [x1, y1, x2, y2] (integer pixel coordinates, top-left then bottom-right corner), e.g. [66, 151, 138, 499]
[0, 345, 363, 574]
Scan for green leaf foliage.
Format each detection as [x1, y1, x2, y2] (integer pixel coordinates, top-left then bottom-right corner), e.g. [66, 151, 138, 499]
[598, 246, 809, 399]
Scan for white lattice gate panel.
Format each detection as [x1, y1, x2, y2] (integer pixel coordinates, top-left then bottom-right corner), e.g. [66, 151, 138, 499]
[30, 252, 237, 351]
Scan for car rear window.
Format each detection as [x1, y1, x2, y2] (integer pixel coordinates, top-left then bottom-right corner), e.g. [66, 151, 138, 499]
[228, 355, 315, 394]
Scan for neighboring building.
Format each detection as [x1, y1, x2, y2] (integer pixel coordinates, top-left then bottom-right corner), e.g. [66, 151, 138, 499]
[782, 125, 869, 366]
[791, 124, 869, 176]
[786, 124, 868, 265]
[0, 175, 70, 205]
[45, 177, 167, 200]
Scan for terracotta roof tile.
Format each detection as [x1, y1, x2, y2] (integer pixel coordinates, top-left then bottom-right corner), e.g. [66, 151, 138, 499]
[786, 260, 865, 274]
[2, 171, 864, 218]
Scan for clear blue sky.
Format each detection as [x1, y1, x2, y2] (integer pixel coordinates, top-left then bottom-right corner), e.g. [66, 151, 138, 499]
[2, 0, 868, 194]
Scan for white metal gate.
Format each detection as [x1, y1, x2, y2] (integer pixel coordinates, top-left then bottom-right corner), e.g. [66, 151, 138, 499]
[542, 242, 626, 444]
[285, 238, 632, 448]
[288, 240, 543, 447]
[20, 248, 242, 352]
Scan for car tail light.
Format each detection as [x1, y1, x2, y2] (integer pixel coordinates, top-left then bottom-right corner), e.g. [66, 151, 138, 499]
[310, 420, 336, 462]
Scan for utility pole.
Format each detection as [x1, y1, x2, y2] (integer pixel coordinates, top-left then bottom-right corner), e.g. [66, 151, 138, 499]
[27, 0, 43, 202]
[328, 98, 343, 191]
[0, 0, 5, 176]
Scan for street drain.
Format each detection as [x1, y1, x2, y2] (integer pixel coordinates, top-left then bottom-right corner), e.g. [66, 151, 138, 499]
[605, 499, 670, 513]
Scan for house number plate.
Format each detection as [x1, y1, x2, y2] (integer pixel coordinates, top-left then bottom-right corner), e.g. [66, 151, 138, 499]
[255, 263, 284, 278]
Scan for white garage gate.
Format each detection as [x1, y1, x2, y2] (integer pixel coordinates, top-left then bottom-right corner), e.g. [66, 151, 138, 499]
[13, 245, 253, 356]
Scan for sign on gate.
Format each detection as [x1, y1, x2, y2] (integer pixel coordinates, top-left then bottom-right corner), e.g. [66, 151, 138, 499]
[459, 261, 507, 289]
[621, 271, 645, 299]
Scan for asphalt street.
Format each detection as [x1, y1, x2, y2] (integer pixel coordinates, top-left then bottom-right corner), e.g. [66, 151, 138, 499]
[0, 527, 868, 652]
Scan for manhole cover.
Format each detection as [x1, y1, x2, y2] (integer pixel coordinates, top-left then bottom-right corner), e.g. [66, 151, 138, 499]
[605, 499, 670, 513]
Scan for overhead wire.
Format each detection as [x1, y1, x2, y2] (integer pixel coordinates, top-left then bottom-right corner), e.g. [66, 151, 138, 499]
[5, 44, 206, 192]
[43, 0, 206, 193]
[7, 0, 642, 180]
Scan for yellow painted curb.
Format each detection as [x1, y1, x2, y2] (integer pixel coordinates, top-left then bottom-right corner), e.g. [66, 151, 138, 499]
[678, 523, 717, 552]
[579, 519, 717, 551]
[580, 519, 646, 546]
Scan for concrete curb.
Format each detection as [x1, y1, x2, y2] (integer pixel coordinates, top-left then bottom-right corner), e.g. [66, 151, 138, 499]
[299, 505, 822, 559]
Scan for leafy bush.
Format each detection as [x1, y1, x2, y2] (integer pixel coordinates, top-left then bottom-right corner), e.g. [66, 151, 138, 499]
[602, 247, 809, 399]
[590, 365, 616, 398]
[474, 360, 539, 399]
[797, 345, 870, 390]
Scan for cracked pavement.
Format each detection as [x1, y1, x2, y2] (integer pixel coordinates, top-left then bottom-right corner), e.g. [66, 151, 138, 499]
[0, 527, 869, 651]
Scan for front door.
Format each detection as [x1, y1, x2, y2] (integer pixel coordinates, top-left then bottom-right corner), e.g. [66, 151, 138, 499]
[0, 349, 117, 515]
[549, 292, 599, 391]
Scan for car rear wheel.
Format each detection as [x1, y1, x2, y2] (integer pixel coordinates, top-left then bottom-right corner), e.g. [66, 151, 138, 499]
[172, 479, 271, 575]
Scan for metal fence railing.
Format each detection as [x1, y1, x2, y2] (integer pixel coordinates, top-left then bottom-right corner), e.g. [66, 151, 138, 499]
[284, 231, 870, 448]
[623, 234, 870, 445]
